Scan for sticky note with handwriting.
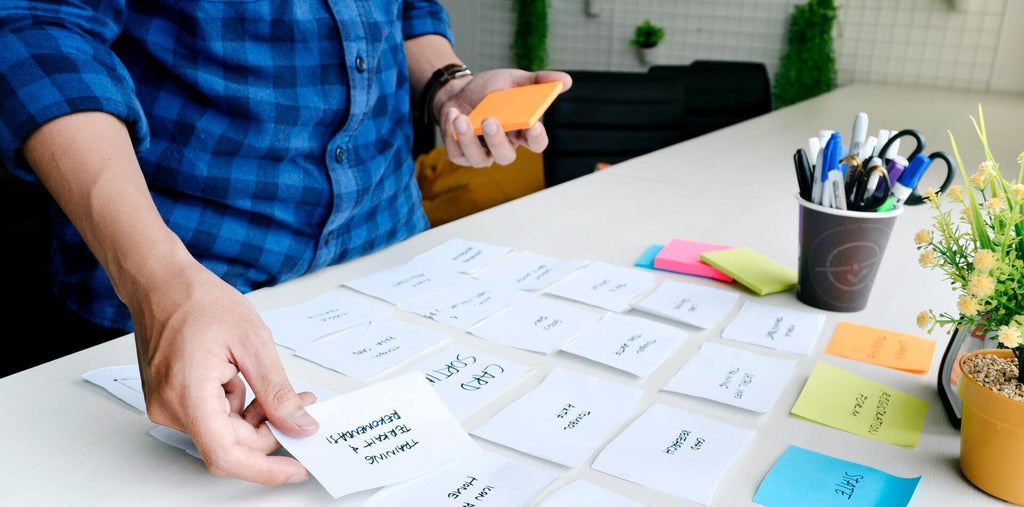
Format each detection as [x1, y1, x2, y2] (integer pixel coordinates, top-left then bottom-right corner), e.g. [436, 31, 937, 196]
[544, 261, 659, 312]
[663, 341, 797, 413]
[653, 238, 735, 282]
[699, 247, 797, 295]
[790, 362, 929, 447]
[363, 449, 559, 506]
[411, 238, 512, 274]
[270, 371, 478, 499]
[474, 250, 588, 290]
[471, 367, 643, 467]
[294, 317, 447, 382]
[825, 321, 937, 374]
[722, 300, 825, 355]
[633, 279, 741, 329]
[591, 403, 754, 506]
[262, 291, 391, 350]
[469, 295, 603, 353]
[343, 262, 468, 306]
[409, 344, 533, 419]
[400, 279, 518, 331]
[754, 445, 920, 507]
[560, 312, 688, 377]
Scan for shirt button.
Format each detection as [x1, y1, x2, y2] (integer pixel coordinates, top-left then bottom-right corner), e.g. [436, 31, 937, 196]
[334, 147, 345, 163]
[355, 56, 366, 73]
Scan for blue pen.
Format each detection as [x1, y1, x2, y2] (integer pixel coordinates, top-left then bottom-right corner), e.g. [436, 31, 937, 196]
[889, 153, 931, 207]
[818, 133, 843, 207]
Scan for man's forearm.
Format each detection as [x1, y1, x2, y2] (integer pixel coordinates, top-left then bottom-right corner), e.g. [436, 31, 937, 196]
[404, 34, 467, 122]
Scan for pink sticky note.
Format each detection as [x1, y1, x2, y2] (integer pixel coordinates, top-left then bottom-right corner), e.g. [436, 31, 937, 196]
[653, 239, 734, 282]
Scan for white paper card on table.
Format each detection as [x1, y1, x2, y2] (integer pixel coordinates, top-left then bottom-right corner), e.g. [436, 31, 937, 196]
[663, 341, 798, 413]
[82, 364, 146, 412]
[591, 403, 754, 506]
[399, 279, 518, 331]
[270, 371, 478, 499]
[721, 300, 826, 355]
[362, 449, 559, 507]
[633, 279, 741, 329]
[560, 313, 688, 378]
[468, 295, 603, 353]
[262, 291, 391, 350]
[537, 479, 646, 507]
[473, 250, 588, 291]
[411, 238, 513, 274]
[471, 367, 644, 468]
[544, 261, 659, 312]
[295, 317, 447, 382]
[343, 262, 468, 306]
[410, 344, 533, 419]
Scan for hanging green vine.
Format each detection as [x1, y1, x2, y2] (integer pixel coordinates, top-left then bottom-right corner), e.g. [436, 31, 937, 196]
[772, 0, 838, 108]
[512, 0, 548, 71]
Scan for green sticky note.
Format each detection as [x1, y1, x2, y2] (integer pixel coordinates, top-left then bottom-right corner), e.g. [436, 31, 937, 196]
[791, 361, 929, 447]
[699, 247, 796, 296]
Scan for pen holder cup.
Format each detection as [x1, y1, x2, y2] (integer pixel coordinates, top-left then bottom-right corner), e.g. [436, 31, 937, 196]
[796, 194, 904, 312]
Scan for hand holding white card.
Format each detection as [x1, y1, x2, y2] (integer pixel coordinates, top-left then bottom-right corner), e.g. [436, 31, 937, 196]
[343, 262, 467, 305]
[473, 251, 588, 290]
[469, 295, 603, 353]
[411, 238, 512, 274]
[411, 344, 533, 419]
[663, 341, 797, 413]
[270, 371, 478, 499]
[471, 367, 643, 467]
[633, 280, 740, 329]
[261, 291, 391, 349]
[545, 261, 658, 312]
[721, 300, 826, 355]
[560, 313, 688, 377]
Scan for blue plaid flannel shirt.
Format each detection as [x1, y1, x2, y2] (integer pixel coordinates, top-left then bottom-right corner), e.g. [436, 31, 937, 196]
[0, 0, 453, 331]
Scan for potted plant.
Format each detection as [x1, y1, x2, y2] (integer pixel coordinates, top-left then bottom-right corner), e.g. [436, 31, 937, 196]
[512, 0, 548, 72]
[772, 0, 837, 108]
[630, 19, 665, 66]
[915, 105, 1024, 504]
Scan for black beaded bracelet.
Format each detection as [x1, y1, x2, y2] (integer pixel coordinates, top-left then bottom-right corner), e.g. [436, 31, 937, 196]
[419, 63, 472, 126]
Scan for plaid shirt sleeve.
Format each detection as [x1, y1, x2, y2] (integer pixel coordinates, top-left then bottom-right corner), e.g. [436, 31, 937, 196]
[0, 0, 149, 183]
[402, 0, 455, 45]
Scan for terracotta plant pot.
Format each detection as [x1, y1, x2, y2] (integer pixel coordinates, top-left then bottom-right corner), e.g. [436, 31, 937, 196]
[958, 348, 1024, 503]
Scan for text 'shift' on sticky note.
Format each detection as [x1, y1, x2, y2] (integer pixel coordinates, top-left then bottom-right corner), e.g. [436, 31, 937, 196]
[825, 321, 937, 374]
[790, 362, 928, 447]
[653, 238, 734, 282]
[699, 247, 797, 296]
[754, 445, 921, 507]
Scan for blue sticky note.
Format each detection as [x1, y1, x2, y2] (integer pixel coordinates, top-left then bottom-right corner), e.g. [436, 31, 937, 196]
[634, 244, 664, 270]
[754, 446, 920, 507]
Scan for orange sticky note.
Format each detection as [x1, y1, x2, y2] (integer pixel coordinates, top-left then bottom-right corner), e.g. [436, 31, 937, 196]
[825, 321, 937, 374]
[464, 81, 564, 136]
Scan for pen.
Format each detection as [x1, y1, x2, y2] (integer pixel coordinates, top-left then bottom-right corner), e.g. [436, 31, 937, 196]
[873, 129, 890, 157]
[794, 149, 813, 201]
[848, 112, 868, 182]
[883, 155, 909, 195]
[864, 156, 884, 195]
[860, 136, 877, 161]
[808, 136, 821, 163]
[818, 133, 842, 206]
[889, 153, 931, 207]
[882, 135, 901, 162]
[830, 170, 847, 210]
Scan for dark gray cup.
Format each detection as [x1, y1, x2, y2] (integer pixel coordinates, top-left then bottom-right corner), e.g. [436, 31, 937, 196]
[796, 194, 904, 312]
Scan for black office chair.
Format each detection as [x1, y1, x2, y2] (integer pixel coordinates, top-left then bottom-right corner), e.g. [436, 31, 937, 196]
[541, 70, 687, 187]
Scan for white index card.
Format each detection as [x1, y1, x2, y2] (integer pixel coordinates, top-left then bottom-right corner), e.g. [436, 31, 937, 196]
[295, 317, 447, 382]
[82, 364, 146, 412]
[633, 279, 741, 329]
[473, 250, 588, 290]
[362, 449, 559, 507]
[663, 341, 798, 413]
[544, 261, 658, 312]
[591, 403, 754, 506]
[721, 300, 826, 355]
[537, 480, 646, 507]
[399, 279, 518, 330]
[261, 291, 391, 350]
[342, 262, 468, 306]
[560, 313, 688, 377]
[468, 295, 603, 353]
[411, 238, 513, 274]
[410, 344, 533, 419]
[471, 367, 644, 468]
[271, 371, 478, 499]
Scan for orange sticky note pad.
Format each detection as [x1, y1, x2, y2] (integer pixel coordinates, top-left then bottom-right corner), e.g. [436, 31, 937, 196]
[825, 321, 937, 374]
[465, 81, 564, 136]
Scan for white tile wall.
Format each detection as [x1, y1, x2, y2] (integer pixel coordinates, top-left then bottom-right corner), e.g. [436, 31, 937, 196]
[439, 0, 1017, 93]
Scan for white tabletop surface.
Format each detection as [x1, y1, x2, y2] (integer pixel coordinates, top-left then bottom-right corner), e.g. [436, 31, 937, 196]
[3, 83, 1021, 506]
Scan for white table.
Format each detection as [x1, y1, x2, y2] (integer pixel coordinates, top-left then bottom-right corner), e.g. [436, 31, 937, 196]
[3, 83, 1020, 506]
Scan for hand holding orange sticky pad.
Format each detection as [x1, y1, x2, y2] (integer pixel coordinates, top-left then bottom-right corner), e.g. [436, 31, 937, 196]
[462, 81, 564, 137]
[825, 321, 937, 374]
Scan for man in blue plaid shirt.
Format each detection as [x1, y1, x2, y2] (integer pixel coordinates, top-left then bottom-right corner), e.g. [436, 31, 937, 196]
[0, 0, 569, 485]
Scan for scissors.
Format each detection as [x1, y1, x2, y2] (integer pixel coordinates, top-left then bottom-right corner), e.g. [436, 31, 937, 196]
[873, 129, 956, 205]
[844, 155, 892, 211]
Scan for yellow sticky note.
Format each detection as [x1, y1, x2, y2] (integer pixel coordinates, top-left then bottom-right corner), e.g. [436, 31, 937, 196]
[791, 361, 928, 447]
[825, 321, 937, 374]
[699, 247, 797, 296]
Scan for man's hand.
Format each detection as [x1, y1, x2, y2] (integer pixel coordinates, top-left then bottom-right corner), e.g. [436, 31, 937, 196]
[434, 69, 572, 168]
[133, 261, 320, 485]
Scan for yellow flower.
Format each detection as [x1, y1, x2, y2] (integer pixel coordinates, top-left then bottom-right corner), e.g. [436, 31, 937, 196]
[1012, 184, 1024, 201]
[947, 185, 964, 203]
[984, 196, 1007, 213]
[922, 187, 939, 201]
[914, 229, 932, 245]
[958, 295, 980, 317]
[969, 172, 987, 190]
[918, 249, 938, 267]
[997, 326, 1023, 348]
[972, 249, 996, 271]
[968, 273, 996, 298]
[1018, 151, 1024, 165]
[978, 160, 996, 177]
[916, 311, 934, 330]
